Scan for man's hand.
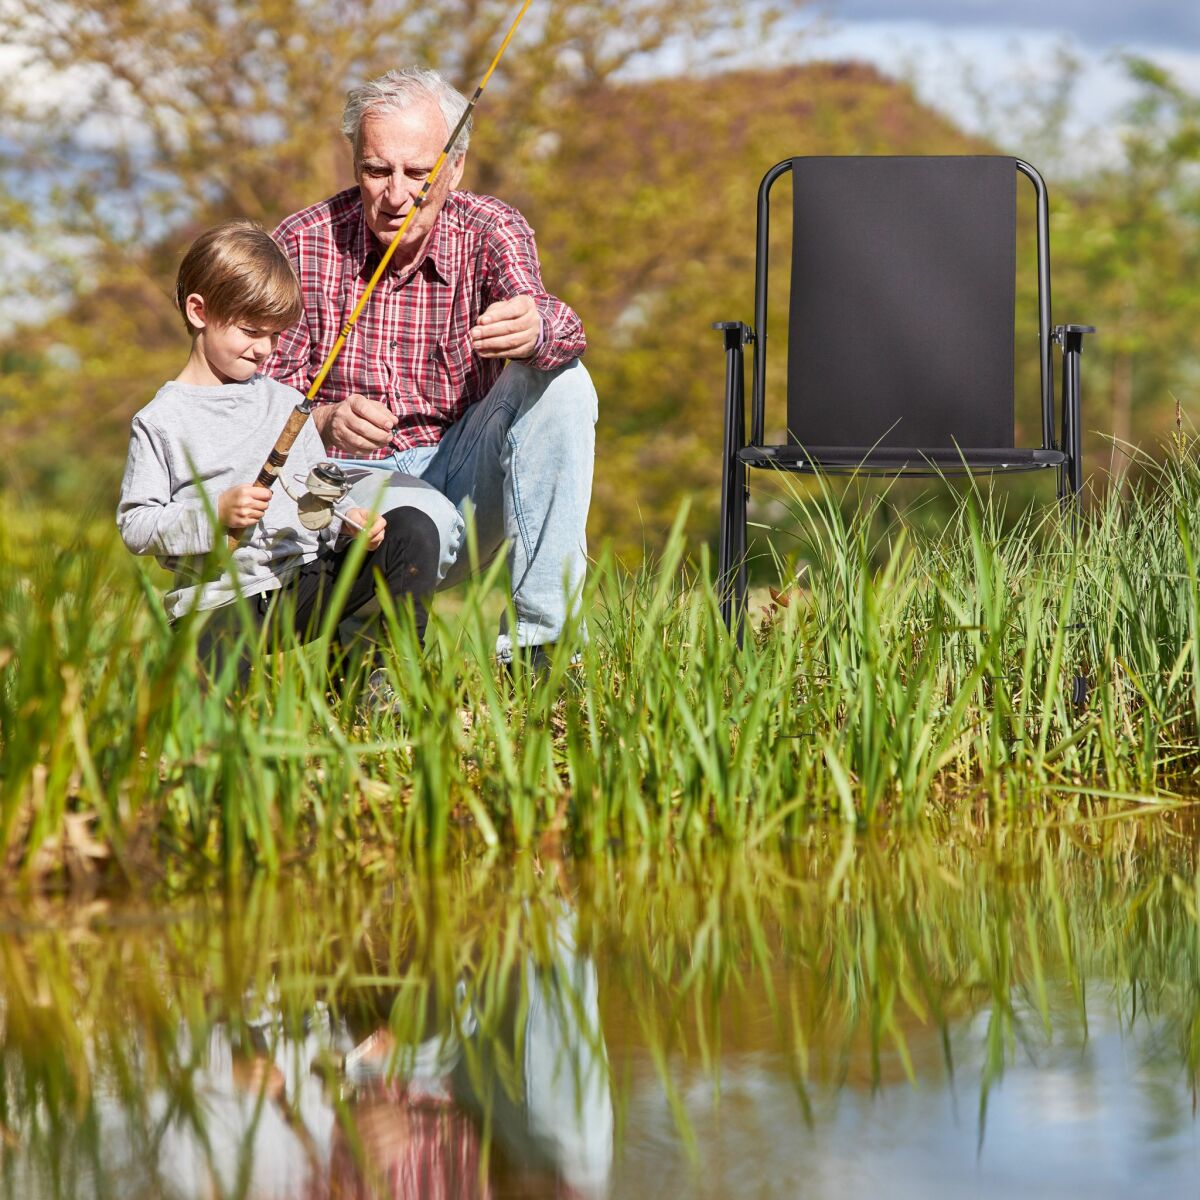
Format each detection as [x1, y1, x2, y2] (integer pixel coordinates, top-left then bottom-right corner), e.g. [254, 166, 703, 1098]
[218, 484, 272, 530]
[313, 393, 395, 455]
[344, 508, 386, 551]
[470, 295, 540, 360]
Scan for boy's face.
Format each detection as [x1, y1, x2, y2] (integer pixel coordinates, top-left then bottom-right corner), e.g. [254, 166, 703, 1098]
[185, 294, 281, 383]
[200, 320, 281, 384]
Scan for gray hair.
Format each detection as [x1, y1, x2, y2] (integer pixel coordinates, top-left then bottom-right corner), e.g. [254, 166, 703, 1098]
[342, 68, 472, 169]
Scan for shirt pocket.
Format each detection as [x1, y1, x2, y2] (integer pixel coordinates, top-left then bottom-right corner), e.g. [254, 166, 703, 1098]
[427, 337, 472, 415]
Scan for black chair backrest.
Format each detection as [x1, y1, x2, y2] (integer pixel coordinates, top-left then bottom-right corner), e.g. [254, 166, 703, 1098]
[785, 156, 1017, 450]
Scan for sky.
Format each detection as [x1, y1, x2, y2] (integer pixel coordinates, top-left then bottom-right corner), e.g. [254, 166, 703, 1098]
[827, 1, 1200, 50]
[794, 1, 1200, 168]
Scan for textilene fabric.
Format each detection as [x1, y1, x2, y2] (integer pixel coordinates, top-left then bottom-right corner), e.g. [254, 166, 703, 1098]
[787, 156, 1016, 449]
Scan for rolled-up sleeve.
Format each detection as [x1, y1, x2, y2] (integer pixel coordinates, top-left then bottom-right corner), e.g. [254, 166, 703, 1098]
[485, 210, 586, 370]
[116, 418, 216, 557]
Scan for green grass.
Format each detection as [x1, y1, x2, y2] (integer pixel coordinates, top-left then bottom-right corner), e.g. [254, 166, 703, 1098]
[4, 447, 1200, 885]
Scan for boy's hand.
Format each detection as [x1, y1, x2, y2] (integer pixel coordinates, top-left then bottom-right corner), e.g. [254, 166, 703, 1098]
[345, 508, 386, 551]
[316, 393, 395, 455]
[219, 484, 272, 530]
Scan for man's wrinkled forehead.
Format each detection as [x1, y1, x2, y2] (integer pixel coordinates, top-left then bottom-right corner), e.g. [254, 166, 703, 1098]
[356, 100, 452, 163]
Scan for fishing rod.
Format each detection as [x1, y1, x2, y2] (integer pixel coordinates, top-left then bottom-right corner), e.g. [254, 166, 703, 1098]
[228, 0, 534, 550]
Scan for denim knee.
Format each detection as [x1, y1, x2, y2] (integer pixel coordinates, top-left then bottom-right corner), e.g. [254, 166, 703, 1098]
[510, 360, 598, 445]
[347, 470, 464, 585]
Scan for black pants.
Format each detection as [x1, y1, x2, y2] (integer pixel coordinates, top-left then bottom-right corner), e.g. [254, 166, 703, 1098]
[195, 506, 441, 685]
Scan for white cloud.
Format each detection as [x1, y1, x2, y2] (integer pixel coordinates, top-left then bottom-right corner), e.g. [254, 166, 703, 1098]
[792, 18, 1200, 172]
[823, 1, 1200, 51]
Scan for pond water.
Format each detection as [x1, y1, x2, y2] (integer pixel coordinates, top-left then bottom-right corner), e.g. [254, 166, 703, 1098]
[2, 816, 1198, 1198]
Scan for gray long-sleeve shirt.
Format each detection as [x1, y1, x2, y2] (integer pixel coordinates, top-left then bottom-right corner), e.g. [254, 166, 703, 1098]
[116, 375, 341, 619]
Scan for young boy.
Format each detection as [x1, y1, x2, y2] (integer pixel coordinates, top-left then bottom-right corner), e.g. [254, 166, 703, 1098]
[117, 219, 440, 684]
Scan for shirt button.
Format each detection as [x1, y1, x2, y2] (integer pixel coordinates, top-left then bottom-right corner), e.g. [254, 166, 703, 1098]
[389, 339, 398, 349]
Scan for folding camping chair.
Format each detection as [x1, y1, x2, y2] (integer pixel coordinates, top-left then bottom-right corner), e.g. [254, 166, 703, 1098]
[714, 155, 1093, 638]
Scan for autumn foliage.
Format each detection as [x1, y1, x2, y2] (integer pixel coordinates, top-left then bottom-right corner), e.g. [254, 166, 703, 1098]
[1, 2, 1198, 556]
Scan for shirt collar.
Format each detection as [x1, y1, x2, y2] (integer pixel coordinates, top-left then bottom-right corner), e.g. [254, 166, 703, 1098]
[353, 194, 456, 286]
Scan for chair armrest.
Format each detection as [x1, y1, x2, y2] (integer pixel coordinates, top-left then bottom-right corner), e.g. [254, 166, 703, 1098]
[712, 321, 755, 351]
[1054, 324, 1096, 350]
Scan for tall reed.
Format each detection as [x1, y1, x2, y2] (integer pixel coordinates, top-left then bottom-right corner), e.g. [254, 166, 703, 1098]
[3, 450, 1200, 883]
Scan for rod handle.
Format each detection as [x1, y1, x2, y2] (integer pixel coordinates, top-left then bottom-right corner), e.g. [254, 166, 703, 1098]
[223, 405, 310, 552]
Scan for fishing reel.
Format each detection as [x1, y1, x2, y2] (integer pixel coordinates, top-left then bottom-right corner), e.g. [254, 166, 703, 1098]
[291, 462, 373, 531]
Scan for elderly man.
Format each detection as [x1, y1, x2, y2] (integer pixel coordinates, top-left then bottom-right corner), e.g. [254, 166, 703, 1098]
[267, 67, 596, 670]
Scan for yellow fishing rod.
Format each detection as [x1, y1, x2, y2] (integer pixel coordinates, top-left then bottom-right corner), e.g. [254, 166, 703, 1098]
[230, 0, 534, 549]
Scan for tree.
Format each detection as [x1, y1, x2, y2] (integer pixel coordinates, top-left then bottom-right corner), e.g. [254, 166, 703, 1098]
[0, 0, 782, 527]
[1046, 59, 1200, 487]
[7, 4, 1198, 556]
[0, 0, 780, 302]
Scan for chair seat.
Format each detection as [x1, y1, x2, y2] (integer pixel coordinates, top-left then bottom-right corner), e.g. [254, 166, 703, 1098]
[738, 445, 1067, 473]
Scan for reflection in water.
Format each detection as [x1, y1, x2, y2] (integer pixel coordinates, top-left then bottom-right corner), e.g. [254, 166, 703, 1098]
[324, 903, 611, 1199]
[1, 816, 1199, 1197]
[27, 900, 613, 1200]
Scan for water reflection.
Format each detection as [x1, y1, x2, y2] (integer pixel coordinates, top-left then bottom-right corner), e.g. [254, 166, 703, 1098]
[324, 901, 611, 1199]
[1, 816, 1199, 1198]
[10, 896, 613, 1200]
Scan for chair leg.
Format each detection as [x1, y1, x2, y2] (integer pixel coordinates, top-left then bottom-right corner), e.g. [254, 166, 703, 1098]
[1067, 344, 1084, 504]
[718, 446, 736, 630]
[1055, 324, 1093, 531]
[715, 323, 749, 634]
[731, 456, 749, 648]
[717, 437, 748, 642]
[1057, 343, 1075, 527]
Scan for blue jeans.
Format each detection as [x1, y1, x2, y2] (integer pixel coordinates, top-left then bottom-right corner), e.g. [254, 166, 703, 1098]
[342, 359, 597, 660]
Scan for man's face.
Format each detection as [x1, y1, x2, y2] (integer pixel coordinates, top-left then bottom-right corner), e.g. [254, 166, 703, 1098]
[357, 100, 465, 255]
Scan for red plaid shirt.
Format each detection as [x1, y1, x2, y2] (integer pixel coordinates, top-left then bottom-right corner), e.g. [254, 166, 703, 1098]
[267, 187, 586, 458]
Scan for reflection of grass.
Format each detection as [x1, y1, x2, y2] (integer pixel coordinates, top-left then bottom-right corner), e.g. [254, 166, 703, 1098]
[4, 447, 1200, 882]
[1, 824, 1198, 1193]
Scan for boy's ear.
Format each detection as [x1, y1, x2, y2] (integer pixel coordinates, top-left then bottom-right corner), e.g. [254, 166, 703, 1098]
[185, 293, 208, 331]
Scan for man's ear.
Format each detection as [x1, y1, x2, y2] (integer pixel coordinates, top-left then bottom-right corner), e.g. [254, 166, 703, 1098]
[447, 154, 466, 191]
[185, 293, 208, 331]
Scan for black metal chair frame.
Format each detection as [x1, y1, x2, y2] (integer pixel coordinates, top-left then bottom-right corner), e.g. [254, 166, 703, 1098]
[715, 156, 1094, 638]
